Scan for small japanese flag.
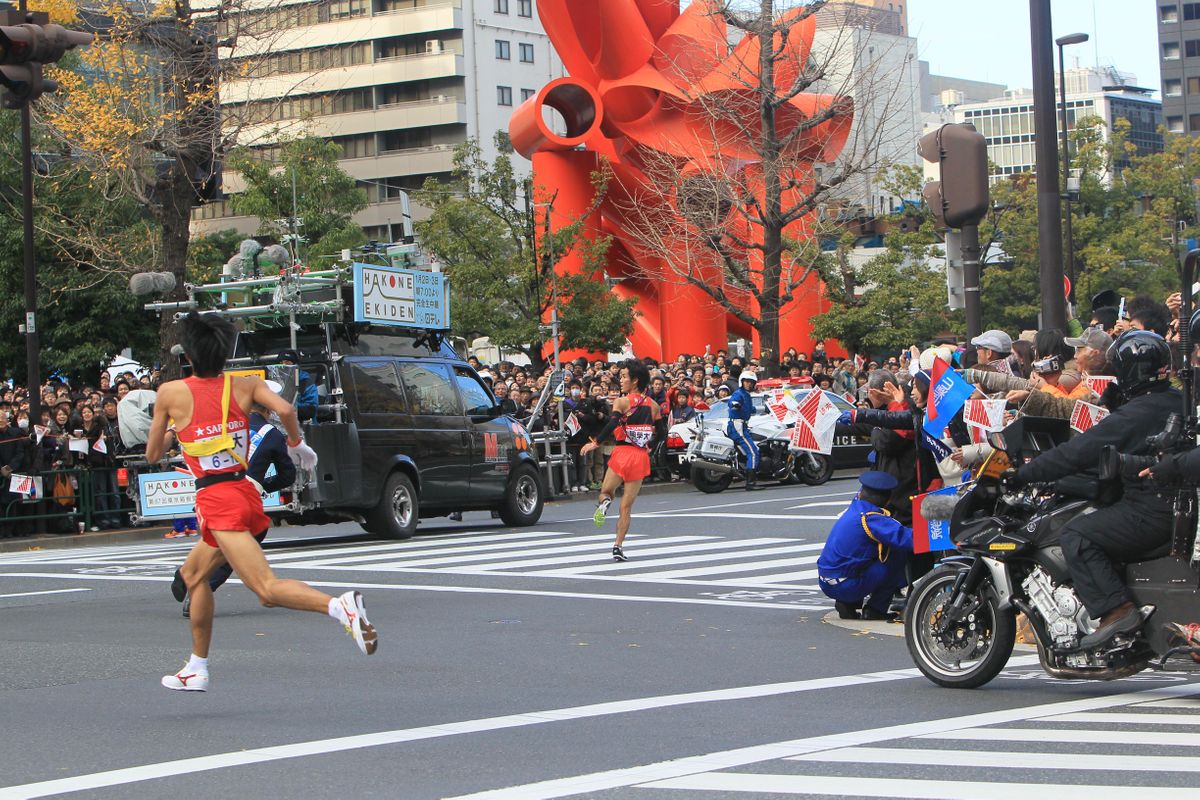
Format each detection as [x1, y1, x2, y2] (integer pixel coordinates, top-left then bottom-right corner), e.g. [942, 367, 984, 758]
[92, 433, 107, 454]
[1070, 400, 1110, 434]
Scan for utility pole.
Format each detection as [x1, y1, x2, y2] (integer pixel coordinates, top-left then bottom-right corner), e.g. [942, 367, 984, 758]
[1030, 0, 1067, 329]
[1, 3, 91, 418]
[1056, 32, 1089, 308]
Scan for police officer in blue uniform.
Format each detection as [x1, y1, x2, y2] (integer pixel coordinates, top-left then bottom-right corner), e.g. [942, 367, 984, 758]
[727, 370, 762, 490]
[817, 471, 914, 620]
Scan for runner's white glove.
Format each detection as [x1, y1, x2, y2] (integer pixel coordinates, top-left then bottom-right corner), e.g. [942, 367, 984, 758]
[287, 439, 318, 470]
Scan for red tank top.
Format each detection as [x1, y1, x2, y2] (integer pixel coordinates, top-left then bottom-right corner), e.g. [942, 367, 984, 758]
[177, 375, 252, 479]
[615, 393, 655, 449]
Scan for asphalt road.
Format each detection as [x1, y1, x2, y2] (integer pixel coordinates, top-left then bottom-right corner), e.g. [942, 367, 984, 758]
[2, 477, 1198, 799]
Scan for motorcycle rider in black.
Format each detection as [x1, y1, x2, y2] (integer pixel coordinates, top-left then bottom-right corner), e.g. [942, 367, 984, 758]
[1015, 331, 1180, 648]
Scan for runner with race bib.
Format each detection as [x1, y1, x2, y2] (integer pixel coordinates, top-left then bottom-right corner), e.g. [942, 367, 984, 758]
[581, 359, 662, 561]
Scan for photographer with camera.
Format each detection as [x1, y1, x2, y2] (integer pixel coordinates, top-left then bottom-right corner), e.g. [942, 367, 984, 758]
[1013, 331, 1180, 648]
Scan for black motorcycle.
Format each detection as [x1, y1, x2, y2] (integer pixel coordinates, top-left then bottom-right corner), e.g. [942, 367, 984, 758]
[904, 414, 1200, 688]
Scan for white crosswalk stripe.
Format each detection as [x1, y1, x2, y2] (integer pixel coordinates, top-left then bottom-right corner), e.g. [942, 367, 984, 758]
[0, 529, 830, 593]
[634, 696, 1200, 798]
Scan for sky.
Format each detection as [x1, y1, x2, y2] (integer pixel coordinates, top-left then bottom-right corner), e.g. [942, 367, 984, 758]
[908, 0, 1161, 94]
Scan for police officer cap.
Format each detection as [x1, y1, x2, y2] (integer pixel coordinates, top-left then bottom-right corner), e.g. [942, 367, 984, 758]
[859, 471, 898, 492]
[738, 371, 757, 384]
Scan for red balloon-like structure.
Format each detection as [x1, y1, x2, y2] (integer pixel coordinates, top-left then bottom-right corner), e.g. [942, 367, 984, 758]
[509, 0, 853, 361]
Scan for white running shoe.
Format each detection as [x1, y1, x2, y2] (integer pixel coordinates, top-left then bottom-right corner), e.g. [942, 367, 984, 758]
[161, 667, 209, 692]
[337, 590, 378, 655]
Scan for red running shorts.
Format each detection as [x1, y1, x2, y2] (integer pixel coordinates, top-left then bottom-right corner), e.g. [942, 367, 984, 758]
[607, 445, 650, 482]
[195, 479, 273, 548]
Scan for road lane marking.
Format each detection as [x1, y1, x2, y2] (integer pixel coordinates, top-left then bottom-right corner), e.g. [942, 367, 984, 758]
[1039, 711, 1200, 725]
[292, 535, 708, 569]
[0, 588, 92, 599]
[450, 679, 1199, 799]
[633, 554, 819, 580]
[920, 727, 1200, 745]
[636, 488, 857, 516]
[0, 666, 941, 800]
[639, 773, 1200, 798]
[0, 573, 831, 610]
[791, 745, 1200, 771]
[632, 513, 841, 521]
[534, 541, 812, 575]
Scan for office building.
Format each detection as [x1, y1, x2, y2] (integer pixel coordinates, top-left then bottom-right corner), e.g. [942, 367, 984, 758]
[1158, 2, 1200, 135]
[194, 0, 563, 243]
[951, 67, 1162, 182]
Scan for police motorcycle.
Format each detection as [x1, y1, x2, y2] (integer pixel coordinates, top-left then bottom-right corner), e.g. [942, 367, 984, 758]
[904, 257, 1200, 689]
[687, 411, 831, 493]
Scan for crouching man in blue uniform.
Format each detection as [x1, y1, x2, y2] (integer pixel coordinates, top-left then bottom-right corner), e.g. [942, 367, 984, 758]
[817, 471, 914, 621]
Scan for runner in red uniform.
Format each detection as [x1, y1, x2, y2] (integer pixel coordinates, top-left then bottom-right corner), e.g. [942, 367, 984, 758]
[146, 312, 378, 692]
[581, 360, 661, 561]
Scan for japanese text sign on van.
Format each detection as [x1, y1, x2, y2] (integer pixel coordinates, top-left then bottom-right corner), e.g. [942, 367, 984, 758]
[352, 263, 449, 330]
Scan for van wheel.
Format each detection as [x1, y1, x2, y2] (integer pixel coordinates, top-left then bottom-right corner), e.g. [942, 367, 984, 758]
[365, 472, 418, 540]
[499, 465, 543, 527]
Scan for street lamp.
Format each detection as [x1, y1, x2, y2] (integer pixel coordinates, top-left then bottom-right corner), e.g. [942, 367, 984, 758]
[1056, 31, 1089, 307]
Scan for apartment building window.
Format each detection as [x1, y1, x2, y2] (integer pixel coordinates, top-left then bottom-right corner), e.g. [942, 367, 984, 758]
[1166, 78, 1183, 97]
[518, 0, 533, 17]
[520, 88, 536, 102]
[1191, 114, 1200, 132]
[1163, 4, 1179, 23]
[1188, 39, 1200, 57]
[1165, 41, 1181, 59]
[1190, 76, 1200, 95]
[1168, 115, 1184, 133]
[495, 0, 509, 13]
[519, 43, 534, 63]
[1186, 3, 1200, 20]
[495, 39, 510, 60]
[329, 0, 368, 19]
[497, 85, 513, 106]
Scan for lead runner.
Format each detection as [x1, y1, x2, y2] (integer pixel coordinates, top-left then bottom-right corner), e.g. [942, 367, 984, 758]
[146, 312, 378, 692]
[581, 359, 660, 561]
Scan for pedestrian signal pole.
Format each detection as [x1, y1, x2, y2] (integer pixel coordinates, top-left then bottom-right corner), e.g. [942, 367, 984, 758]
[918, 123, 990, 339]
[1, 4, 92, 420]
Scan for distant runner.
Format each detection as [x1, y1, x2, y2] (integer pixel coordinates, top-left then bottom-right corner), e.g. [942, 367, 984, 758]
[147, 312, 377, 692]
[581, 360, 661, 561]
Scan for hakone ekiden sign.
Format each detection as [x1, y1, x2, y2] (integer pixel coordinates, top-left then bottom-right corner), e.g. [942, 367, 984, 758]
[352, 262, 449, 329]
[136, 471, 284, 520]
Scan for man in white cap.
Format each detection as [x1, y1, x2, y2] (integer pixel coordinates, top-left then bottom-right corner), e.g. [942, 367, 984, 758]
[727, 370, 763, 490]
[970, 329, 1013, 373]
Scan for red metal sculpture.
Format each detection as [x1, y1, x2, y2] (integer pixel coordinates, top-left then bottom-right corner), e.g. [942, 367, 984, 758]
[509, 0, 853, 360]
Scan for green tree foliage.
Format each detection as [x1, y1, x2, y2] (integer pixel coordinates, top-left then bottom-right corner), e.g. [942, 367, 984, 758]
[227, 137, 369, 264]
[0, 113, 159, 385]
[979, 118, 1179, 333]
[414, 137, 636, 372]
[809, 225, 959, 356]
[187, 229, 246, 285]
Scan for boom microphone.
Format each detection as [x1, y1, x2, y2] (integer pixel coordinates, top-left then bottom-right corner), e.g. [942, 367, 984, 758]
[170, 344, 186, 357]
[129, 272, 177, 296]
[921, 492, 960, 522]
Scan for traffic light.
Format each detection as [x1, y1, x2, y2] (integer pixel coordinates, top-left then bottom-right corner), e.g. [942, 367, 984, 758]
[0, 10, 92, 108]
[918, 123, 989, 229]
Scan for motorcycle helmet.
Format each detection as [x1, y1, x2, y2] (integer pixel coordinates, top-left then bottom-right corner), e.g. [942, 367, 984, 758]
[1106, 330, 1172, 397]
[738, 371, 757, 385]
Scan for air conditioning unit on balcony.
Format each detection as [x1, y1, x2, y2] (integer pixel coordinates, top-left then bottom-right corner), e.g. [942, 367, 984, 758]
[433, 94, 448, 103]
[425, 39, 443, 54]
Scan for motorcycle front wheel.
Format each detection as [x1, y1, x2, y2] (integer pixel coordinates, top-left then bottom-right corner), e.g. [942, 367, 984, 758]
[795, 452, 834, 486]
[905, 563, 1016, 689]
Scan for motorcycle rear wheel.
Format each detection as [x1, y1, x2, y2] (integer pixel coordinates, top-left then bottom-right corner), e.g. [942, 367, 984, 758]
[692, 467, 733, 494]
[905, 563, 1016, 689]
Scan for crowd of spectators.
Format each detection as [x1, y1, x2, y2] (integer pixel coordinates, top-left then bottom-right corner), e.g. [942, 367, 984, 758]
[0, 368, 160, 538]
